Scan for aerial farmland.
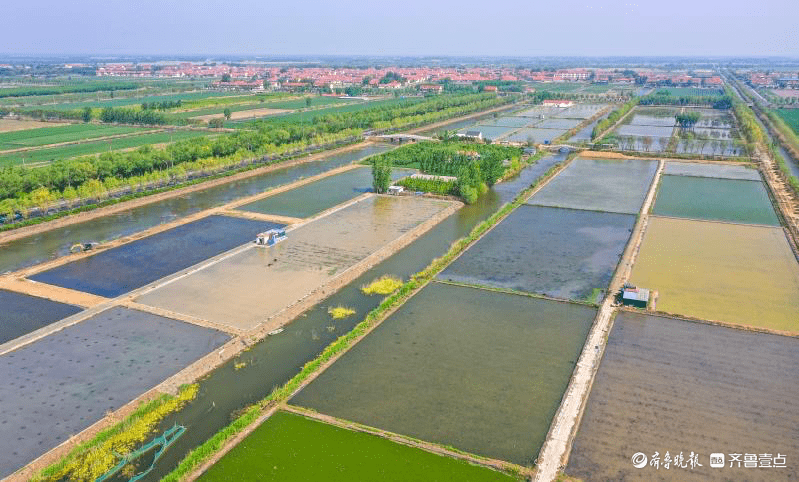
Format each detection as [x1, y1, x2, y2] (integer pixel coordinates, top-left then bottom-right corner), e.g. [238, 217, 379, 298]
[0, 55, 797, 482]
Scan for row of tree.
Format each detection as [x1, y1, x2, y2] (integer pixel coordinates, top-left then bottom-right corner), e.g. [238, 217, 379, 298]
[141, 100, 182, 110]
[592, 98, 639, 140]
[0, 81, 141, 99]
[98, 107, 172, 125]
[0, 93, 508, 217]
[640, 91, 732, 109]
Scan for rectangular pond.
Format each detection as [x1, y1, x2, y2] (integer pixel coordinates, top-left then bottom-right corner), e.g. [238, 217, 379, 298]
[615, 124, 674, 138]
[627, 108, 679, 127]
[0, 290, 82, 344]
[200, 410, 514, 481]
[137, 196, 452, 331]
[460, 124, 518, 141]
[237, 167, 414, 219]
[630, 217, 799, 332]
[568, 311, 799, 482]
[290, 282, 596, 466]
[29, 215, 280, 298]
[528, 157, 658, 214]
[653, 175, 779, 226]
[439, 205, 635, 301]
[0, 306, 229, 479]
[536, 118, 582, 130]
[663, 162, 761, 181]
[505, 127, 565, 144]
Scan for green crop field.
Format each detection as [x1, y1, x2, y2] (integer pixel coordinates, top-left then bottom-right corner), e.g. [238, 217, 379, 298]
[0, 124, 146, 150]
[657, 87, 724, 97]
[200, 411, 515, 482]
[14, 91, 242, 112]
[776, 109, 799, 134]
[229, 96, 423, 127]
[0, 129, 209, 165]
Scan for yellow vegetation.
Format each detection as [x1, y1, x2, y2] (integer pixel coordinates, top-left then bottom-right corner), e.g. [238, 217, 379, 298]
[328, 306, 356, 319]
[360, 275, 403, 295]
[35, 384, 199, 482]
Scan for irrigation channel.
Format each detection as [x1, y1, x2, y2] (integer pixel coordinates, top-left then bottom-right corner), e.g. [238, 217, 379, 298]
[0, 144, 391, 274]
[110, 151, 568, 482]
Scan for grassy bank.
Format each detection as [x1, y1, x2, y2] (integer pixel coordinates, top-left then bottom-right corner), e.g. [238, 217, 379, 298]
[34, 384, 199, 482]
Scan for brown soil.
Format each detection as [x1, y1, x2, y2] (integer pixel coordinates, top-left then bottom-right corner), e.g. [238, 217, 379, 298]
[192, 108, 291, 122]
[0, 277, 108, 308]
[0, 119, 61, 132]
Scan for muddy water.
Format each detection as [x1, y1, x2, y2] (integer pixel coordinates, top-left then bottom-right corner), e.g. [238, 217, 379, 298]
[567, 311, 799, 482]
[0, 144, 391, 274]
[130, 153, 566, 482]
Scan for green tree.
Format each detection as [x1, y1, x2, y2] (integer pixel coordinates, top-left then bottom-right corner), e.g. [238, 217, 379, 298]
[81, 107, 92, 123]
[305, 97, 312, 108]
[223, 108, 232, 120]
[371, 157, 392, 194]
[221, 73, 231, 83]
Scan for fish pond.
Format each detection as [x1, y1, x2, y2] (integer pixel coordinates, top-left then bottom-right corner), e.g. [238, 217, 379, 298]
[237, 166, 413, 218]
[439, 205, 634, 302]
[200, 411, 515, 482]
[528, 157, 657, 214]
[653, 175, 780, 226]
[0, 289, 82, 344]
[630, 217, 799, 332]
[0, 306, 229, 479]
[290, 282, 596, 466]
[567, 311, 799, 482]
[30, 215, 279, 298]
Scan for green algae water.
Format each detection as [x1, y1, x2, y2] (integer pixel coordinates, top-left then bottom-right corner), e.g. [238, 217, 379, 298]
[200, 411, 515, 482]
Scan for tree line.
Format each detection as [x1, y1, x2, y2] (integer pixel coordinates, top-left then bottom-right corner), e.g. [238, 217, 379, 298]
[639, 90, 732, 109]
[592, 98, 639, 140]
[0, 93, 509, 219]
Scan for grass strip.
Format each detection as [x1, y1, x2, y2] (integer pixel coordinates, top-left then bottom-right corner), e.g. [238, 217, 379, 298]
[34, 384, 199, 482]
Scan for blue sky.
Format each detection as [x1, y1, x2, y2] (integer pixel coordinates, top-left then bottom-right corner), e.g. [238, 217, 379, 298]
[3, 0, 798, 56]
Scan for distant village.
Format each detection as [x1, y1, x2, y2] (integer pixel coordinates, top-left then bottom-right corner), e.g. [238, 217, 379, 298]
[64, 62, 731, 93]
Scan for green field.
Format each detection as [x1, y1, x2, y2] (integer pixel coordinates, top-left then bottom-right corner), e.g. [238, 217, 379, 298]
[0, 124, 146, 150]
[0, 130, 209, 165]
[776, 109, 799, 134]
[199, 411, 515, 482]
[656, 87, 724, 97]
[653, 175, 780, 226]
[230, 96, 423, 127]
[14, 90, 244, 112]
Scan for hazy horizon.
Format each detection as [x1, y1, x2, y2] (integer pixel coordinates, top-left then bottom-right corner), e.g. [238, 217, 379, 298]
[4, 0, 798, 57]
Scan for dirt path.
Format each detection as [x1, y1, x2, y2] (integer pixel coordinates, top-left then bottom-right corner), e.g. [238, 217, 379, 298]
[0, 277, 108, 307]
[0, 141, 374, 244]
[533, 160, 664, 482]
